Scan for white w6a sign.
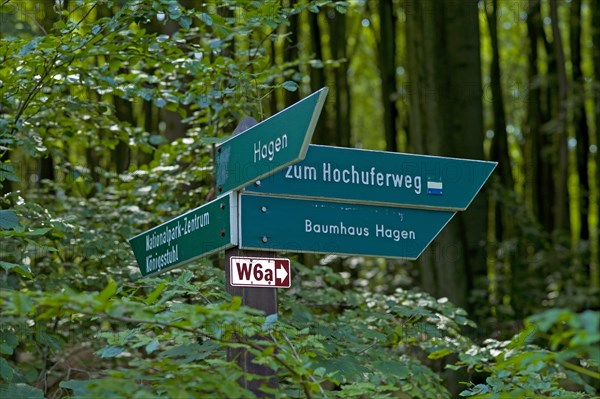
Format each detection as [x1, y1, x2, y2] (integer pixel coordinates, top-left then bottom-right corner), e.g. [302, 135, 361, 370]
[230, 256, 291, 288]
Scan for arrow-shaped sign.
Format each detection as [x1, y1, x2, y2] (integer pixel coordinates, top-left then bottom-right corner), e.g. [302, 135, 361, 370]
[245, 144, 497, 211]
[129, 193, 238, 277]
[215, 88, 328, 195]
[239, 193, 455, 259]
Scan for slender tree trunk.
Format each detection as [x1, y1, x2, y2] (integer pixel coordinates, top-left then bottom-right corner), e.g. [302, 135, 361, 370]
[485, 0, 514, 189]
[525, 2, 543, 222]
[0, 151, 12, 195]
[327, 10, 350, 147]
[160, 20, 185, 141]
[529, 0, 556, 232]
[591, 0, 600, 287]
[549, 0, 570, 232]
[486, 0, 526, 317]
[308, 12, 330, 145]
[378, 0, 398, 152]
[570, 0, 590, 241]
[113, 96, 132, 173]
[36, 0, 63, 190]
[283, 1, 300, 107]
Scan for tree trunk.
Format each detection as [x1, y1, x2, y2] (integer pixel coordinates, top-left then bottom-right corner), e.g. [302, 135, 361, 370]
[591, 0, 600, 287]
[283, 1, 300, 107]
[525, 2, 543, 223]
[327, 10, 351, 147]
[486, 0, 526, 317]
[570, 0, 590, 242]
[308, 12, 330, 145]
[36, 0, 63, 190]
[528, 0, 556, 233]
[0, 150, 12, 196]
[406, 0, 485, 393]
[407, 0, 486, 310]
[378, 0, 398, 152]
[485, 0, 514, 190]
[113, 96, 132, 173]
[549, 0, 570, 232]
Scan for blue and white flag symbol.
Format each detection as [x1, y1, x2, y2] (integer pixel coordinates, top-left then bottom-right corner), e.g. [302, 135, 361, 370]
[427, 181, 443, 195]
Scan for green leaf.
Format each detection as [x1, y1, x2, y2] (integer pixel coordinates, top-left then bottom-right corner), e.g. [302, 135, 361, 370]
[60, 380, 92, 396]
[145, 282, 166, 305]
[179, 16, 192, 29]
[18, 37, 43, 56]
[145, 339, 159, 354]
[26, 228, 51, 236]
[198, 13, 212, 26]
[0, 261, 33, 279]
[263, 313, 278, 331]
[96, 346, 124, 358]
[428, 348, 454, 360]
[149, 134, 166, 145]
[318, 355, 369, 381]
[373, 360, 409, 379]
[0, 357, 14, 382]
[0, 210, 19, 230]
[0, 383, 44, 399]
[35, 331, 62, 351]
[282, 80, 298, 92]
[160, 342, 218, 363]
[98, 279, 118, 304]
[0, 163, 19, 183]
[0, 332, 19, 356]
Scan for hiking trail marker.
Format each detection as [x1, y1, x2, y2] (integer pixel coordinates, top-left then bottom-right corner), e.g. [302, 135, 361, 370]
[230, 256, 291, 288]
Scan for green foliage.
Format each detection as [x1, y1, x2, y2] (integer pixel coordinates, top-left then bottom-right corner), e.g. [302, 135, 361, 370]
[1, 265, 473, 398]
[457, 309, 599, 398]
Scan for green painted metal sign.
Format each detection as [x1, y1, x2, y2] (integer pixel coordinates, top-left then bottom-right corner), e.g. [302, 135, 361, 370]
[245, 145, 497, 211]
[129, 193, 237, 277]
[239, 194, 455, 259]
[215, 88, 328, 195]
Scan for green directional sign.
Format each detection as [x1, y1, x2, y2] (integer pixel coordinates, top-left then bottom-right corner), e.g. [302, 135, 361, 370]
[216, 88, 328, 195]
[239, 194, 455, 259]
[129, 193, 237, 277]
[245, 145, 497, 211]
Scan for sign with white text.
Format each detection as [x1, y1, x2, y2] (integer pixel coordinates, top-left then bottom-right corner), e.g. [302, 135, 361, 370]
[129, 193, 238, 277]
[215, 88, 328, 195]
[239, 194, 455, 259]
[230, 256, 291, 288]
[245, 144, 497, 211]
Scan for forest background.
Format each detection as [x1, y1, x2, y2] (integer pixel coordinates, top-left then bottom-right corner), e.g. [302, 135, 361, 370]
[0, 0, 599, 398]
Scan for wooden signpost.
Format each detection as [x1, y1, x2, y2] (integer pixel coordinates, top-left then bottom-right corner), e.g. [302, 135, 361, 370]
[127, 87, 497, 397]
